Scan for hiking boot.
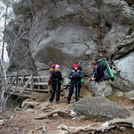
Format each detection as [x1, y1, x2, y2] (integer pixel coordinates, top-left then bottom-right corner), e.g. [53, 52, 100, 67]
[66, 101, 70, 104]
[49, 101, 53, 105]
[56, 101, 59, 104]
[76, 99, 80, 102]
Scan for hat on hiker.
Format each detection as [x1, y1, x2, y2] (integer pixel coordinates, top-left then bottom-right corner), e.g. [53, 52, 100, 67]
[55, 64, 60, 68]
[90, 61, 97, 66]
[50, 64, 55, 69]
[73, 64, 79, 68]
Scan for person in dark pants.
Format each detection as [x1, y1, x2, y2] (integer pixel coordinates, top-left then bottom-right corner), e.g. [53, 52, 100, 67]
[66, 64, 84, 104]
[88, 60, 113, 97]
[49, 64, 63, 104]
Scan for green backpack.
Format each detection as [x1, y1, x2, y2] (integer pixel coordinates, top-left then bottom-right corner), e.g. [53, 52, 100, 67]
[97, 59, 114, 81]
[106, 62, 114, 79]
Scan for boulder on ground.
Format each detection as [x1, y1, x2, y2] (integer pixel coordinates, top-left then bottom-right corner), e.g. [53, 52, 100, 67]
[71, 96, 130, 118]
[21, 99, 39, 110]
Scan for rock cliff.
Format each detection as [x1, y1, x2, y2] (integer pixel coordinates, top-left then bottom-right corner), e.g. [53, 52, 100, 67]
[4, 0, 134, 96]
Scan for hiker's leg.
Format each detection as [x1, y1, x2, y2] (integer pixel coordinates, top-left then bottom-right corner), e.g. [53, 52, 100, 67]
[49, 84, 56, 102]
[48, 85, 52, 94]
[67, 82, 74, 102]
[75, 82, 81, 101]
[78, 82, 81, 98]
[103, 81, 113, 97]
[94, 81, 106, 97]
[56, 82, 61, 102]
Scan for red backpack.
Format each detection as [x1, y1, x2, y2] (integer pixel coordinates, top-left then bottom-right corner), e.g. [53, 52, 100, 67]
[48, 64, 55, 85]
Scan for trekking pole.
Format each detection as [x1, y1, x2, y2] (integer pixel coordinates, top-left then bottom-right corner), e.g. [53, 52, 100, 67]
[76, 82, 79, 101]
[56, 80, 58, 103]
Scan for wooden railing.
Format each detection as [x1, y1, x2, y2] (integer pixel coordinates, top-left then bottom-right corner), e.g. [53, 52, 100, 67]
[2, 74, 49, 98]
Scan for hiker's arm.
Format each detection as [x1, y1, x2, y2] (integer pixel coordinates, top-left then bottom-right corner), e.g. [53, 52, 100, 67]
[48, 71, 53, 85]
[89, 68, 96, 81]
[60, 73, 63, 81]
[89, 66, 102, 81]
[68, 71, 73, 79]
[78, 71, 84, 78]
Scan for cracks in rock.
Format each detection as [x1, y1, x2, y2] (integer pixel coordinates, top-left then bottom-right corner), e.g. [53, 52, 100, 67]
[117, 48, 134, 59]
[125, 1, 134, 7]
[105, 21, 112, 29]
[83, 41, 98, 60]
[116, 74, 134, 91]
[30, 35, 44, 55]
[51, 0, 57, 7]
[54, 0, 69, 5]
[45, 13, 77, 30]
[113, 34, 134, 60]
[67, 0, 71, 5]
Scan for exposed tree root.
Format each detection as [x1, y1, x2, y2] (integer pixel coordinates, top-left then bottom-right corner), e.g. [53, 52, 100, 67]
[35, 109, 76, 120]
[58, 118, 134, 134]
[59, 124, 116, 134]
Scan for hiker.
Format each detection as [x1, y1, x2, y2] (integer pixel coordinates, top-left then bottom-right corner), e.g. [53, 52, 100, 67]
[66, 64, 84, 104]
[89, 60, 113, 97]
[48, 64, 55, 92]
[88, 60, 104, 82]
[49, 64, 63, 104]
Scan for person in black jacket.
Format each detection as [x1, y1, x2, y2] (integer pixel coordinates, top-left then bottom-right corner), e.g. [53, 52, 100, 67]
[88, 60, 104, 82]
[88, 60, 113, 97]
[49, 64, 63, 104]
[66, 64, 84, 104]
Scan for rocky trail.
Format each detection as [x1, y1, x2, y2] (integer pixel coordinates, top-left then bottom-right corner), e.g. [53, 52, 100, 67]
[0, 95, 134, 134]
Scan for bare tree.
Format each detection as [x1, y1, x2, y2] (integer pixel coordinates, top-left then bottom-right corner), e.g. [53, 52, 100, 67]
[0, 0, 34, 113]
[0, 0, 12, 113]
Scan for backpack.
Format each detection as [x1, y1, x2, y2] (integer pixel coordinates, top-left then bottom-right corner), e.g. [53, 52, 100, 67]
[48, 64, 56, 85]
[78, 66, 82, 71]
[97, 59, 114, 81]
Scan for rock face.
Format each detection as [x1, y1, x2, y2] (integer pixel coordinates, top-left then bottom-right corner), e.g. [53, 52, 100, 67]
[71, 96, 130, 118]
[3, 0, 134, 96]
[114, 52, 134, 92]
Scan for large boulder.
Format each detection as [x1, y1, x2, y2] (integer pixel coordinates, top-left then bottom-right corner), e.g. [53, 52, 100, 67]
[114, 51, 134, 92]
[88, 81, 113, 97]
[3, 0, 134, 94]
[71, 96, 130, 118]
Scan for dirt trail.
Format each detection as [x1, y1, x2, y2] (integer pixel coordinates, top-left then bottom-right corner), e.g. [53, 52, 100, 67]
[0, 96, 134, 134]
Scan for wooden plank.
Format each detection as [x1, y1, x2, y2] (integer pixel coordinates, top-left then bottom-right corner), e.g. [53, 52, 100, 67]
[14, 93, 31, 98]
[23, 76, 49, 79]
[33, 89, 49, 92]
[2, 74, 33, 77]
[20, 75, 33, 94]
[3, 75, 49, 81]
[5, 92, 31, 98]
[33, 76, 49, 79]
[11, 86, 32, 91]
[33, 82, 48, 85]
[11, 86, 22, 90]
[10, 89, 31, 94]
